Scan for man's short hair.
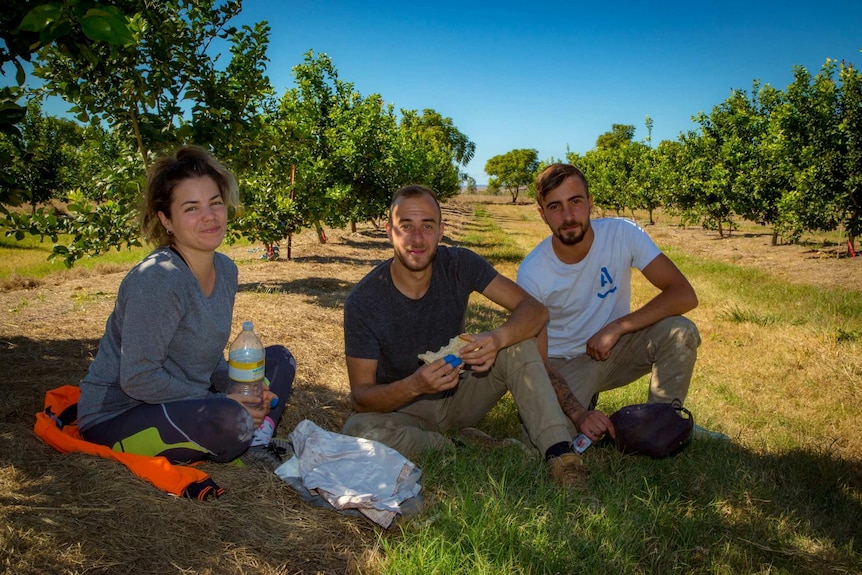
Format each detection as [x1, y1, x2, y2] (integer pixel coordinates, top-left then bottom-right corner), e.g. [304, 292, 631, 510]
[389, 185, 442, 223]
[535, 164, 590, 202]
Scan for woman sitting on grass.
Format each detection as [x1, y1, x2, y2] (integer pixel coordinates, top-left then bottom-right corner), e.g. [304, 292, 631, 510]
[77, 145, 295, 471]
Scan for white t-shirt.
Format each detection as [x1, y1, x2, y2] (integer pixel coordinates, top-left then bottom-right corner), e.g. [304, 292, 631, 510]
[517, 218, 661, 359]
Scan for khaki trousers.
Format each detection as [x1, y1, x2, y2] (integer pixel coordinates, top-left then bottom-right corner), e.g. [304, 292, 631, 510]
[549, 316, 700, 411]
[342, 339, 573, 457]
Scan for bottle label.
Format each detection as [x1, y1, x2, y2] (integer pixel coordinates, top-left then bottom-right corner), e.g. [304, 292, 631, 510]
[229, 360, 265, 382]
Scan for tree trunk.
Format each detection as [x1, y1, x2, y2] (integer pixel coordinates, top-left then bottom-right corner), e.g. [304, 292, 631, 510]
[648, 209, 654, 225]
[771, 229, 778, 246]
[315, 222, 328, 244]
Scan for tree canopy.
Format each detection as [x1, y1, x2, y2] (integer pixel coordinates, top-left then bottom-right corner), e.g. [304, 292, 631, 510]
[1, 6, 477, 264]
[2, 2, 860, 259]
[485, 148, 539, 203]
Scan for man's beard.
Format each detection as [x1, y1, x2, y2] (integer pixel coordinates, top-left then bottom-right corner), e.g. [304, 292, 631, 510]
[394, 244, 437, 272]
[554, 221, 588, 246]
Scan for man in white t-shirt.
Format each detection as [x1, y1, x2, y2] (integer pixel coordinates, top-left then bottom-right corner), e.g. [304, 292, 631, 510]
[517, 163, 701, 443]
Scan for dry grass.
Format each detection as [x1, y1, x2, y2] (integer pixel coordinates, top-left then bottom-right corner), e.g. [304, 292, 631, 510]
[2, 198, 861, 574]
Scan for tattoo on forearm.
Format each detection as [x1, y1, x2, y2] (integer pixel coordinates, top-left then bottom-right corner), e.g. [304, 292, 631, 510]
[544, 364, 586, 423]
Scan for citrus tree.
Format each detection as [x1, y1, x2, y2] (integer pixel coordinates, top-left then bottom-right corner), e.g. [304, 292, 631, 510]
[485, 148, 539, 203]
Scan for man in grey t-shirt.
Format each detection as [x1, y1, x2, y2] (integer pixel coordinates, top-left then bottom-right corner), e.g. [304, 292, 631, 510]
[341, 185, 587, 491]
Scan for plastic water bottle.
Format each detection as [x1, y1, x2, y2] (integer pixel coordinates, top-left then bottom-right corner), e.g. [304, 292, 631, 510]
[228, 321, 265, 409]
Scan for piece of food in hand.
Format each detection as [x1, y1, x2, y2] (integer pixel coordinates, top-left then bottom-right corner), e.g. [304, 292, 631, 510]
[418, 334, 473, 365]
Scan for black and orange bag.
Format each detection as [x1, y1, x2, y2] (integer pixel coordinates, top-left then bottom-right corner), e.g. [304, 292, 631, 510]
[34, 385, 224, 500]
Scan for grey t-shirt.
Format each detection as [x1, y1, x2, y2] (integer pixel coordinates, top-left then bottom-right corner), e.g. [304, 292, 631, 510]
[343, 246, 497, 385]
[78, 248, 237, 431]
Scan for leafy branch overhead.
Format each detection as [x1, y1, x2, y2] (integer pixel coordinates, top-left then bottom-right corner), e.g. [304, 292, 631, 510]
[1, 2, 476, 265]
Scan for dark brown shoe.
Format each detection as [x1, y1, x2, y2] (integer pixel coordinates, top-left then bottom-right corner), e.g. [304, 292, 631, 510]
[547, 452, 588, 490]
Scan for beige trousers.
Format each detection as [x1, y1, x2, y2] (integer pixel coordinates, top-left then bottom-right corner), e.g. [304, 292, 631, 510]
[342, 339, 573, 457]
[549, 316, 700, 411]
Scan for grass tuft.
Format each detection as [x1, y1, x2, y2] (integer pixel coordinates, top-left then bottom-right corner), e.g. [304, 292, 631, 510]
[719, 304, 781, 326]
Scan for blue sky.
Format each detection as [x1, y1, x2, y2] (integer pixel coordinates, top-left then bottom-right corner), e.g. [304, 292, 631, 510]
[231, 0, 861, 184]
[20, 0, 862, 185]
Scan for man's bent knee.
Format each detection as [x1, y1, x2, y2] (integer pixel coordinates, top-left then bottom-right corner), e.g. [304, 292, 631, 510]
[661, 316, 701, 350]
[342, 413, 413, 453]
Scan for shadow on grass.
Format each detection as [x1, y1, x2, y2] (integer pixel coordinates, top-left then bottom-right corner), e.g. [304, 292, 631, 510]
[398, 432, 862, 575]
[340, 228, 388, 249]
[1, 334, 374, 575]
[239, 276, 356, 308]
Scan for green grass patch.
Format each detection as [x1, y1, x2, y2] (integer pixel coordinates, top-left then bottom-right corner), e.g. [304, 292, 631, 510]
[0, 233, 149, 281]
[382, 436, 861, 575]
[0, 234, 255, 283]
[668, 248, 862, 332]
[453, 205, 526, 265]
[719, 304, 783, 326]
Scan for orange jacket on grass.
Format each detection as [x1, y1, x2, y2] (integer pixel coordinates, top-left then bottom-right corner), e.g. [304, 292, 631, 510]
[34, 385, 224, 500]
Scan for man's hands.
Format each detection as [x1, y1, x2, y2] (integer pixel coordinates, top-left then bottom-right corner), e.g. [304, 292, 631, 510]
[585, 321, 624, 361]
[458, 332, 500, 372]
[412, 357, 463, 395]
[398, 331, 502, 403]
[541, 354, 616, 443]
[574, 409, 615, 442]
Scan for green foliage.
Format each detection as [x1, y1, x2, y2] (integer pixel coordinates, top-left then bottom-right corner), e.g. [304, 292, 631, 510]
[693, 84, 780, 236]
[49, 188, 142, 266]
[273, 50, 356, 236]
[189, 19, 275, 173]
[0, 0, 137, 210]
[571, 60, 860, 249]
[596, 123, 635, 149]
[1, 100, 84, 208]
[568, 124, 665, 221]
[230, 52, 476, 248]
[837, 61, 862, 242]
[484, 148, 538, 203]
[772, 62, 846, 241]
[4, 2, 858, 264]
[398, 108, 475, 195]
[18, 3, 136, 47]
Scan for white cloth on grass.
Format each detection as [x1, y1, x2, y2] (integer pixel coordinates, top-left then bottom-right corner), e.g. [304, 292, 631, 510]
[275, 419, 422, 528]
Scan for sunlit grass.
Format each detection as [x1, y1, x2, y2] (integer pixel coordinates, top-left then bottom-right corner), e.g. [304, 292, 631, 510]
[0, 234, 254, 284]
[0, 234, 148, 281]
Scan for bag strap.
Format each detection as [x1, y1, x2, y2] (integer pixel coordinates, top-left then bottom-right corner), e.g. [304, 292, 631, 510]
[670, 398, 694, 424]
[45, 403, 78, 430]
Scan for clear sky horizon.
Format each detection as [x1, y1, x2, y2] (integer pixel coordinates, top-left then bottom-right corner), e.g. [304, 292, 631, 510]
[18, 0, 862, 186]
